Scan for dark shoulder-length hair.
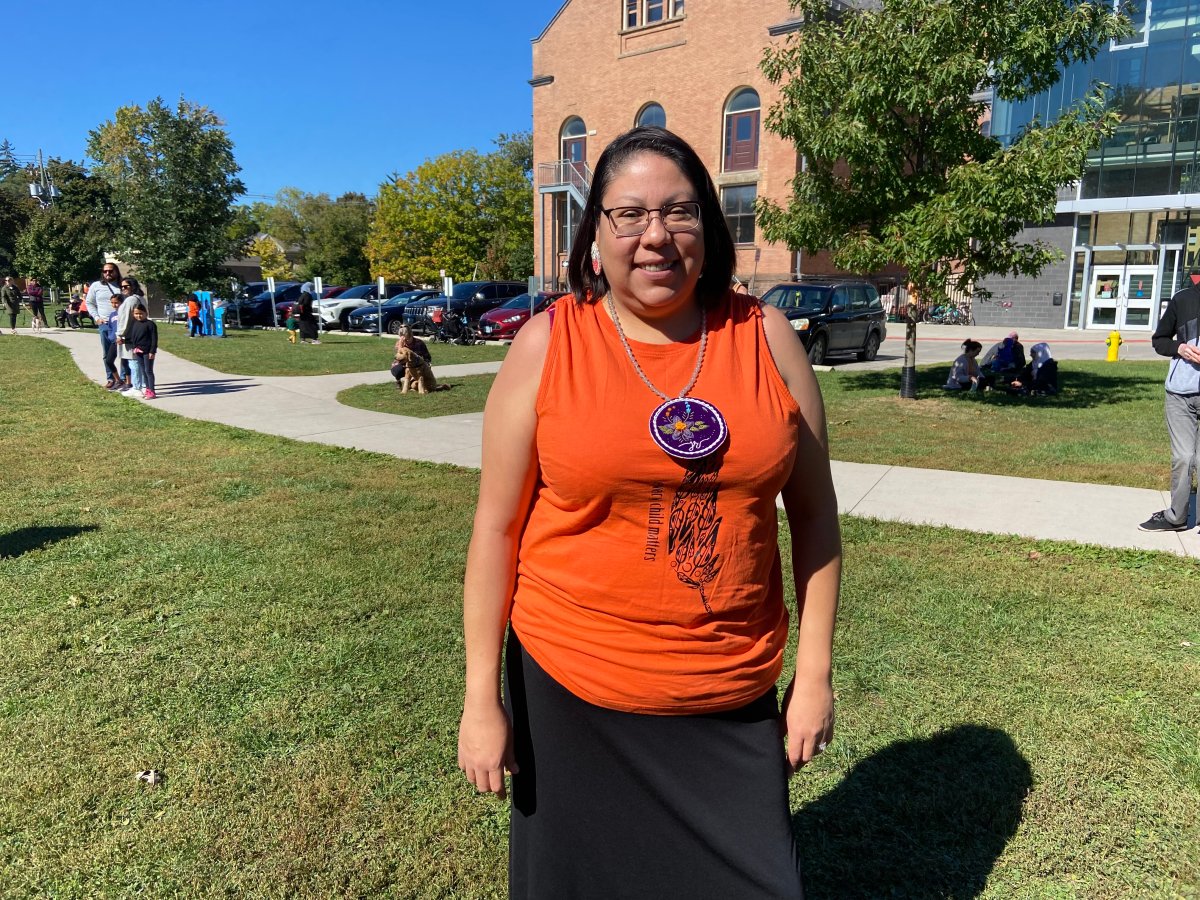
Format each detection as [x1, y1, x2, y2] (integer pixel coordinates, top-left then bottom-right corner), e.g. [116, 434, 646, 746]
[567, 126, 735, 309]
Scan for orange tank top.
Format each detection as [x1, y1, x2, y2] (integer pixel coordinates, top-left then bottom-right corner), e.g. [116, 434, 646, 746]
[510, 291, 801, 714]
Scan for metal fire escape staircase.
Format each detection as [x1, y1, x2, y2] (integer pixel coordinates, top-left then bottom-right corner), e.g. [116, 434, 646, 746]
[536, 160, 592, 289]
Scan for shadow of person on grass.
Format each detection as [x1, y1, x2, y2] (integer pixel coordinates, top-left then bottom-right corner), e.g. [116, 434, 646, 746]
[0, 524, 98, 560]
[794, 724, 1032, 899]
[157, 378, 255, 397]
[837, 367, 1161, 408]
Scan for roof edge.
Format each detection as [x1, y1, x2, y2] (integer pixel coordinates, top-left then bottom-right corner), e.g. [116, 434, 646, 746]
[533, 0, 573, 43]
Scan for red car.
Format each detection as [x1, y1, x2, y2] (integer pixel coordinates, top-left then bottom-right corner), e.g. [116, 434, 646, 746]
[477, 291, 565, 339]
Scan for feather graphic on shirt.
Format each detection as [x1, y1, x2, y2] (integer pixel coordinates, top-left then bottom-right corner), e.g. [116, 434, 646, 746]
[668, 459, 723, 613]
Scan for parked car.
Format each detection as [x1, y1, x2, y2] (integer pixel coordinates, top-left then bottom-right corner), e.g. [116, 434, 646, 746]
[347, 289, 441, 334]
[403, 280, 527, 331]
[227, 282, 301, 327]
[477, 291, 565, 340]
[318, 282, 415, 331]
[320, 285, 346, 299]
[759, 279, 887, 364]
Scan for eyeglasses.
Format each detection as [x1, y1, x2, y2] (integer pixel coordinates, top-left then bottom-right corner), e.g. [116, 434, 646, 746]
[120, 284, 133, 290]
[602, 202, 701, 237]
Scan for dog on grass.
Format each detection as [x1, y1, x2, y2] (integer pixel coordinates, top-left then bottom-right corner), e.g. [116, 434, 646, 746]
[394, 345, 438, 394]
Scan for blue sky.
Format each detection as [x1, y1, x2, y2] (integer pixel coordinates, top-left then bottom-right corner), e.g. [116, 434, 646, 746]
[4, 0, 566, 202]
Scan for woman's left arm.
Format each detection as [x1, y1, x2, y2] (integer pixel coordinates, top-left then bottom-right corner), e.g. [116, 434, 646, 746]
[761, 304, 842, 775]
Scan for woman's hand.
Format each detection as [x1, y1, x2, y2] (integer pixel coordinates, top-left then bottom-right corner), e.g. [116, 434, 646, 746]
[780, 672, 834, 776]
[458, 697, 519, 798]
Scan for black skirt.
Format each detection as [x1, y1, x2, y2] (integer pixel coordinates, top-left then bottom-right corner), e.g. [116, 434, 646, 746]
[505, 630, 804, 899]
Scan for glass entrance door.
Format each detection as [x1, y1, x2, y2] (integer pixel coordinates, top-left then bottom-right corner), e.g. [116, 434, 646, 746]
[1087, 265, 1157, 330]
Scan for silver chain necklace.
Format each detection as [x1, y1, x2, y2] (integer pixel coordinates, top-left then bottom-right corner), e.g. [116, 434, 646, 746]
[604, 293, 728, 461]
[605, 293, 708, 401]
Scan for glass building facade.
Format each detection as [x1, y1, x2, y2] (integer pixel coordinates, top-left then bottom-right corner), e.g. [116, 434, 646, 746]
[990, 0, 1200, 329]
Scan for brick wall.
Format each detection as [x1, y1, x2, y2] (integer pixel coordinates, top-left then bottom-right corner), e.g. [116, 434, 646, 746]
[531, 0, 800, 285]
[974, 215, 1075, 329]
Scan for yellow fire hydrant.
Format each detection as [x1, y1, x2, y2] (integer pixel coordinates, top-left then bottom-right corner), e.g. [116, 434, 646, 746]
[1106, 330, 1123, 362]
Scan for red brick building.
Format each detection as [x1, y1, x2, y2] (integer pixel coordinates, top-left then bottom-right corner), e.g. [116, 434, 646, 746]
[531, 0, 812, 293]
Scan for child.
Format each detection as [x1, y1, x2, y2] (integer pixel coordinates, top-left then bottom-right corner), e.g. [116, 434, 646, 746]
[187, 294, 202, 338]
[102, 294, 123, 389]
[944, 339, 983, 391]
[286, 309, 299, 344]
[122, 302, 159, 399]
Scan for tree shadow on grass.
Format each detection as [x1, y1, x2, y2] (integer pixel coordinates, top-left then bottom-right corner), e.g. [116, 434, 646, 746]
[795, 724, 1032, 899]
[0, 524, 98, 560]
[836, 367, 1161, 408]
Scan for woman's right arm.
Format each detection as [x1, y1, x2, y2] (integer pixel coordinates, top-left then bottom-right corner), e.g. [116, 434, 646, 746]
[457, 313, 550, 799]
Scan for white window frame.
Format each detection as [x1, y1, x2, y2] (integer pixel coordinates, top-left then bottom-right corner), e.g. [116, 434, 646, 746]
[1111, 0, 1150, 51]
[625, 0, 685, 30]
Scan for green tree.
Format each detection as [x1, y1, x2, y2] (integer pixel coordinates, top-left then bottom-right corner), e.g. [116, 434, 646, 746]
[302, 192, 373, 286]
[368, 132, 533, 283]
[87, 97, 245, 296]
[227, 205, 262, 256]
[759, 0, 1129, 394]
[14, 161, 115, 289]
[0, 140, 19, 180]
[247, 235, 292, 281]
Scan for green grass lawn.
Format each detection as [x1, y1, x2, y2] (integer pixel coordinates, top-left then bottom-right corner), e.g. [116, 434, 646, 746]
[155, 323, 507, 376]
[822, 359, 1172, 489]
[335, 360, 1171, 489]
[1, 339, 1196, 897]
[337, 375, 497, 419]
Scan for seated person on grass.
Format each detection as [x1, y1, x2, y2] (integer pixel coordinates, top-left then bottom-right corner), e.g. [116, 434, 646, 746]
[1007, 343, 1058, 396]
[981, 331, 1025, 379]
[944, 339, 984, 392]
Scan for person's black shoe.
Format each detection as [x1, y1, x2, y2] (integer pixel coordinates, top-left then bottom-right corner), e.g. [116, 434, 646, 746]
[1138, 511, 1188, 533]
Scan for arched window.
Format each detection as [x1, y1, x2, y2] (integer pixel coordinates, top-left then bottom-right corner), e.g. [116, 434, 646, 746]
[723, 88, 760, 172]
[561, 117, 587, 168]
[636, 103, 666, 129]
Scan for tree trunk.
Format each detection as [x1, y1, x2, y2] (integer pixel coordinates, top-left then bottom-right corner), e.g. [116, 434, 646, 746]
[899, 286, 919, 399]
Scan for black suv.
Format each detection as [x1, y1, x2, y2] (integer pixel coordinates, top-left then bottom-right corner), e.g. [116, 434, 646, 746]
[760, 279, 887, 364]
[403, 280, 527, 330]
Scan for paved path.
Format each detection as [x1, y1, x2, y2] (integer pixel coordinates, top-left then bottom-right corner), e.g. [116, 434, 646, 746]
[20, 326, 1199, 559]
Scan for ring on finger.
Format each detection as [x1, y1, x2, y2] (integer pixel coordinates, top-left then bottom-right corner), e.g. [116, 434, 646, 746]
[816, 741, 828, 754]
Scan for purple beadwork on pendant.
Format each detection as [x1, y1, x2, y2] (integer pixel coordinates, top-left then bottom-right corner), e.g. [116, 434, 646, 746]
[649, 397, 728, 460]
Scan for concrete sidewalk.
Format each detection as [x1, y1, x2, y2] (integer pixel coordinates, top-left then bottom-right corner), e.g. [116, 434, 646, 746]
[23, 326, 1199, 559]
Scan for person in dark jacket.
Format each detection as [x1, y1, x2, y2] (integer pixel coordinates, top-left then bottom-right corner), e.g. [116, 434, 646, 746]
[1139, 274, 1200, 532]
[1, 276, 21, 333]
[296, 291, 321, 344]
[1006, 342, 1058, 396]
[122, 302, 159, 399]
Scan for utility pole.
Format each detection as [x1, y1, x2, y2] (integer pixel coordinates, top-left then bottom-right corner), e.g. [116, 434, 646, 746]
[27, 150, 60, 209]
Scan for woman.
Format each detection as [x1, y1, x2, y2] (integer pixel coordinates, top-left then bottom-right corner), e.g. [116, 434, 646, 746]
[390, 325, 431, 387]
[1008, 342, 1058, 396]
[1, 276, 20, 333]
[26, 277, 45, 332]
[944, 339, 983, 391]
[458, 127, 841, 897]
[114, 277, 144, 392]
[296, 291, 321, 344]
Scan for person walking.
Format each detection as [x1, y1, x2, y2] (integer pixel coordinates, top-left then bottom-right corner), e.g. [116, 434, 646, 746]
[1, 276, 20, 334]
[86, 264, 125, 382]
[1140, 273, 1200, 532]
[113, 277, 144, 393]
[457, 127, 840, 898]
[26, 277, 45, 332]
[122, 301, 158, 399]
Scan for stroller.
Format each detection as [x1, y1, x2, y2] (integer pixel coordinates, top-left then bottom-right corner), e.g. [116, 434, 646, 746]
[432, 310, 479, 345]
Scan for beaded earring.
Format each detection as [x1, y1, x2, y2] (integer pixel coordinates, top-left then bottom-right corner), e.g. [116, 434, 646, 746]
[590, 242, 602, 276]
